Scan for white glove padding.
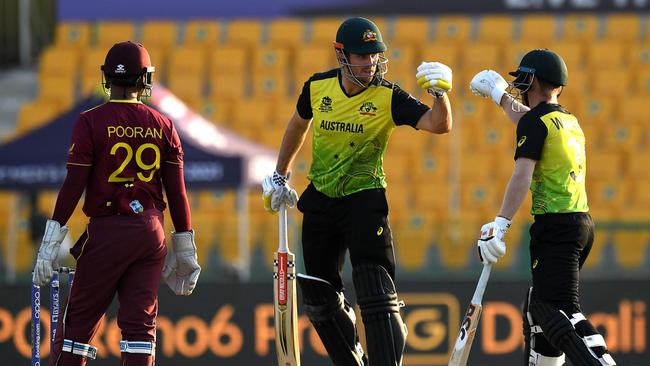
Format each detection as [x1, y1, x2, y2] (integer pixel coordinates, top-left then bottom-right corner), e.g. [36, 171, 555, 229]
[262, 171, 298, 213]
[162, 231, 201, 295]
[477, 216, 512, 265]
[416, 61, 453, 97]
[470, 69, 509, 105]
[32, 219, 68, 286]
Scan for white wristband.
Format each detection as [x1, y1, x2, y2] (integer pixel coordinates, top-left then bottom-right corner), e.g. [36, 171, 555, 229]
[491, 87, 506, 106]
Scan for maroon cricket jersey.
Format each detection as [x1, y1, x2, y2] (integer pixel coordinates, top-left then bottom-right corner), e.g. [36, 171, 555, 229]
[67, 100, 183, 218]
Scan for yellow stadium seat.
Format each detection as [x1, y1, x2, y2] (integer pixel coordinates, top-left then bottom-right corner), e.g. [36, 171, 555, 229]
[518, 15, 558, 43]
[268, 18, 306, 45]
[475, 122, 515, 154]
[166, 73, 205, 102]
[434, 16, 472, 42]
[293, 45, 337, 82]
[39, 47, 80, 76]
[561, 14, 599, 41]
[586, 41, 627, 69]
[459, 152, 495, 180]
[603, 14, 644, 42]
[419, 42, 460, 70]
[141, 21, 178, 50]
[476, 15, 515, 43]
[55, 22, 91, 48]
[504, 43, 538, 71]
[81, 47, 107, 77]
[412, 180, 449, 214]
[251, 72, 290, 100]
[587, 178, 628, 215]
[558, 69, 588, 99]
[38, 75, 76, 108]
[618, 95, 649, 123]
[200, 97, 233, 124]
[462, 43, 501, 70]
[549, 42, 584, 70]
[581, 228, 609, 269]
[308, 17, 343, 44]
[184, 20, 220, 46]
[588, 67, 629, 97]
[384, 152, 413, 183]
[385, 44, 417, 72]
[386, 69, 417, 95]
[635, 69, 650, 95]
[436, 216, 484, 269]
[222, 19, 263, 46]
[629, 43, 650, 71]
[252, 46, 291, 72]
[17, 100, 63, 133]
[460, 180, 500, 214]
[630, 178, 650, 205]
[95, 22, 136, 47]
[612, 231, 650, 268]
[455, 96, 494, 124]
[168, 47, 208, 75]
[393, 211, 436, 270]
[81, 74, 105, 96]
[230, 98, 275, 128]
[579, 96, 617, 124]
[586, 151, 623, 178]
[601, 123, 646, 153]
[210, 73, 246, 100]
[391, 16, 432, 45]
[210, 45, 248, 74]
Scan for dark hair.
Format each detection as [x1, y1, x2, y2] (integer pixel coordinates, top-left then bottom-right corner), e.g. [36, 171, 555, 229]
[536, 76, 562, 93]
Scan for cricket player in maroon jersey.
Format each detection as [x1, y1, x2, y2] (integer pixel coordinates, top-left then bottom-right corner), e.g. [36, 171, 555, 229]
[31, 41, 201, 366]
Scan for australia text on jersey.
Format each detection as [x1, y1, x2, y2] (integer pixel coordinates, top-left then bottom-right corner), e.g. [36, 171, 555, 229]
[319, 120, 364, 133]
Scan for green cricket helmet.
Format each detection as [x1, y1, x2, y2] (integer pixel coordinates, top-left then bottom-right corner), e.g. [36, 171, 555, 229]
[334, 17, 388, 87]
[509, 48, 568, 90]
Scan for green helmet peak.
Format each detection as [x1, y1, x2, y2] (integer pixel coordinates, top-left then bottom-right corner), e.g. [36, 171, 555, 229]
[335, 17, 387, 54]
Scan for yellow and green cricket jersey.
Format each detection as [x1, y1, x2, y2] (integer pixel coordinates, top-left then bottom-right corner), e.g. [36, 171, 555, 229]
[296, 69, 429, 198]
[515, 102, 589, 215]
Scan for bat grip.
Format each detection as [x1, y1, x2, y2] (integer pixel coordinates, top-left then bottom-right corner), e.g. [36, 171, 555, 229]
[278, 203, 288, 253]
[471, 264, 492, 304]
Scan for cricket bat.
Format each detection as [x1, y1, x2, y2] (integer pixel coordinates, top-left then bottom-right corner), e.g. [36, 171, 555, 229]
[448, 264, 492, 366]
[273, 203, 300, 366]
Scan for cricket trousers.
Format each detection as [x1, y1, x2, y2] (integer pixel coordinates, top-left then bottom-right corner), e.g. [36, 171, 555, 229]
[49, 209, 167, 366]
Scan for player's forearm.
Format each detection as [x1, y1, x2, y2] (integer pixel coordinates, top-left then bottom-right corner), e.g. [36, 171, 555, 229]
[161, 163, 191, 232]
[276, 115, 310, 176]
[498, 170, 532, 220]
[52, 166, 90, 225]
[499, 94, 529, 125]
[430, 94, 452, 133]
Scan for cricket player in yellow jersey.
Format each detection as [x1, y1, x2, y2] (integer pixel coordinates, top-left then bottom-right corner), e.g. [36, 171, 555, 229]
[470, 49, 617, 366]
[262, 17, 452, 366]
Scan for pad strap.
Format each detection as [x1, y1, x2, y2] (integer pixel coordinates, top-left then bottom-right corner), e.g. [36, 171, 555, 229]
[120, 340, 156, 355]
[62, 339, 98, 359]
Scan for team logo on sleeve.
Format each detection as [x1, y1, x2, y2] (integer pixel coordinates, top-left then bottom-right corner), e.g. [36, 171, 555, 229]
[359, 101, 377, 116]
[362, 29, 377, 42]
[129, 200, 144, 214]
[318, 96, 333, 112]
[517, 136, 527, 147]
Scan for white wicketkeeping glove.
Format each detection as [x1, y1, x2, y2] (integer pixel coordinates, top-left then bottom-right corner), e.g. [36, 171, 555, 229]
[416, 61, 453, 97]
[32, 219, 68, 286]
[262, 171, 298, 213]
[477, 216, 511, 265]
[162, 231, 201, 295]
[470, 69, 509, 106]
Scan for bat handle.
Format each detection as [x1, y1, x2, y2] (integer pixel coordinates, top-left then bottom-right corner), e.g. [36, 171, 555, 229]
[278, 203, 288, 253]
[471, 264, 492, 304]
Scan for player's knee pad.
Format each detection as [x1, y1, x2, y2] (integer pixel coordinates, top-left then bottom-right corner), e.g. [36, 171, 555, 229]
[297, 274, 366, 366]
[523, 288, 564, 365]
[62, 338, 98, 359]
[353, 263, 406, 366]
[529, 301, 611, 366]
[120, 340, 156, 355]
[569, 313, 617, 365]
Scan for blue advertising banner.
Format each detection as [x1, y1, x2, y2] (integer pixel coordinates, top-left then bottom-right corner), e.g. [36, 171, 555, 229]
[0, 279, 647, 365]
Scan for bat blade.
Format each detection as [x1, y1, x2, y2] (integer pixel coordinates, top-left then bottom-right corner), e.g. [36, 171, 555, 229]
[274, 249, 300, 365]
[448, 264, 491, 366]
[448, 302, 483, 366]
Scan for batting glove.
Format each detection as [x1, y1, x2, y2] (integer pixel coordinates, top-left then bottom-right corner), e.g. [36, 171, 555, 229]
[470, 69, 509, 106]
[163, 230, 201, 296]
[33, 219, 68, 286]
[416, 61, 453, 97]
[477, 216, 511, 265]
[262, 171, 298, 213]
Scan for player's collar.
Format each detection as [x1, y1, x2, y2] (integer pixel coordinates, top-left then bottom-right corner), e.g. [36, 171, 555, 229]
[109, 99, 143, 104]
